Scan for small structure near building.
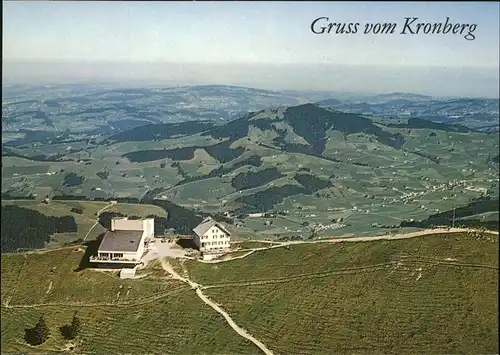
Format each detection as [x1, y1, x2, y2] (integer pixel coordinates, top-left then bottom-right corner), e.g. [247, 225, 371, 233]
[193, 217, 231, 260]
[120, 268, 136, 279]
[90, 217, 154, 268]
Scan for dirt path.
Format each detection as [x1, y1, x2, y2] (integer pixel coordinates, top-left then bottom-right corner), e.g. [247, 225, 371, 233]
[200, 228, 497, 264]
[45, 281, 53, 295]
[201, 256, 498, 290]
[3, 286, 186, 309]
[160, 259, 274, 355]
[83, 203, 113, 241]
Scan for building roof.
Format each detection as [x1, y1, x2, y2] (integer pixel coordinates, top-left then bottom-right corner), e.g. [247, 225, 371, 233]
[193, 217, 231, 237]
[98, 230, 144, 253]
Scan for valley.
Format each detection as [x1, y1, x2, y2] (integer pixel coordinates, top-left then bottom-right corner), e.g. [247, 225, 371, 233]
[2, 91, 498, 248]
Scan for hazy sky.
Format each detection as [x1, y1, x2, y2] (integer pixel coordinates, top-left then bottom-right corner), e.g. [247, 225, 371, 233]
[3, 1, 499, 97]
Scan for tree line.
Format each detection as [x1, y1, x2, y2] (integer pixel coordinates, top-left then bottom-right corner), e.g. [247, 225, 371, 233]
[25, 312, 81, 346]
[1, 205, 77, 253]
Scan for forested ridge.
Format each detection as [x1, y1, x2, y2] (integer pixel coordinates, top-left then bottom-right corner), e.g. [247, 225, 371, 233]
[1, 205, 77, 253]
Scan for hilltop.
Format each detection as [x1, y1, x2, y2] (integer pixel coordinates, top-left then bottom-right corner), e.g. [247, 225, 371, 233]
[1, 230, 498, 354]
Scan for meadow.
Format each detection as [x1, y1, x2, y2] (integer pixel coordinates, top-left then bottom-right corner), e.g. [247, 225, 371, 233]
[186, 232, 499, 354]
[1, 231, 498, 354]
[1, 248, 260, 355]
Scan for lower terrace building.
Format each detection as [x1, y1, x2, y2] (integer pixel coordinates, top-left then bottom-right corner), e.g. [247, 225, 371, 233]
[90, 217, 154, 267]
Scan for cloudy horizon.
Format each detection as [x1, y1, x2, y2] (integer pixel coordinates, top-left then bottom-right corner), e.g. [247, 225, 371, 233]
[3, 1, 499, 98]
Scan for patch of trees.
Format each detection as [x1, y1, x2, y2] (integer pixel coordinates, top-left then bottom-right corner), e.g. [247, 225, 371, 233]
[2, 147, 65, 162]
[1, 205, 77, 253]
[1, 193, 35, 200]
[122, 140, 245, 164]
[281, 104, 405, 153]
[175, 155, 262, 187]
[25, 315, 50, 346]
[171, 162, 188, 179]
[294, 173, 331, 194]
[400, 197, 499, 230]
[151, 200, 203, 234]
[202, 116, 250, 140]
[404, 150, 440, 164]
[63, 173, 85, 187]
[106, 121, 214, 143]
[52, 195, 141, 204]
[124, 147, 197, 163]
[25, 312, 82, 346]
[236, 185, 305, 213]
[98, 212, 127, 229]
[139, 188, 166, 204]
[96, 171, 109, 180]
[231, 168, 283, 190]
[204, 140, 245, 163]
[149, 200, 233, 234]
[387, 117, 471, 133]
[70, 207, 83, 214]
[59, 312, 82, 341]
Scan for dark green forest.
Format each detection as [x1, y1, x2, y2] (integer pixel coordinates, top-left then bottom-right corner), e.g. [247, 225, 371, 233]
[400, 197, 499, 230]
[1, 205, 77, 253]
[122, 140, 245, 164]
[231, 168, 283, 190]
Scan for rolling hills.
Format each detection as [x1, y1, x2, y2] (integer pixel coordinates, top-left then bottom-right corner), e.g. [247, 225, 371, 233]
[2, 103, 499, 241]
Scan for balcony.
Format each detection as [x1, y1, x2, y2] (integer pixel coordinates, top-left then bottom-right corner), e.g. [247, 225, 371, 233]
[90, 256, 139, 264]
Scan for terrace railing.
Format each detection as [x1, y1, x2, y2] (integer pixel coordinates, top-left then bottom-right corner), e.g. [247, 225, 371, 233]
[90, 256, 138, 263]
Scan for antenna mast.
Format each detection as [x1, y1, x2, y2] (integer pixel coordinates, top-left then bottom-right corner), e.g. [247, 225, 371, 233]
[452, 205, 456, 228]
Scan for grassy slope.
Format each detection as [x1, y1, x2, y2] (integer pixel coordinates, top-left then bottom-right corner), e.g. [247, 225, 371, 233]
[1, 232, 498, 354]
[1, 248, 260, 355]
[184, 232, 498, 354]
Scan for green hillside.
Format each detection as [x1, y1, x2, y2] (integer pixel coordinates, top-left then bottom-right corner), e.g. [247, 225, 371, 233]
[1, 231, 497, 354]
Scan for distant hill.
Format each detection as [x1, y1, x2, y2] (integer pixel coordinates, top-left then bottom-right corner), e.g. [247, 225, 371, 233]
[362, 92, 434, 103]
[104, 103, 498, 217]
[315, 98, 342, 107]
[120, 104, 406, 164]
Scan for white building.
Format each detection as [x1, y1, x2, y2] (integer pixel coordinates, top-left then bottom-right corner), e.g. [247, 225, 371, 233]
[91, 217, 154, 266]
[193, 217, 231, 255]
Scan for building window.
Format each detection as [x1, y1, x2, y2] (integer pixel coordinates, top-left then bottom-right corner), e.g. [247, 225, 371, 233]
[113, 253, 123, 259]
